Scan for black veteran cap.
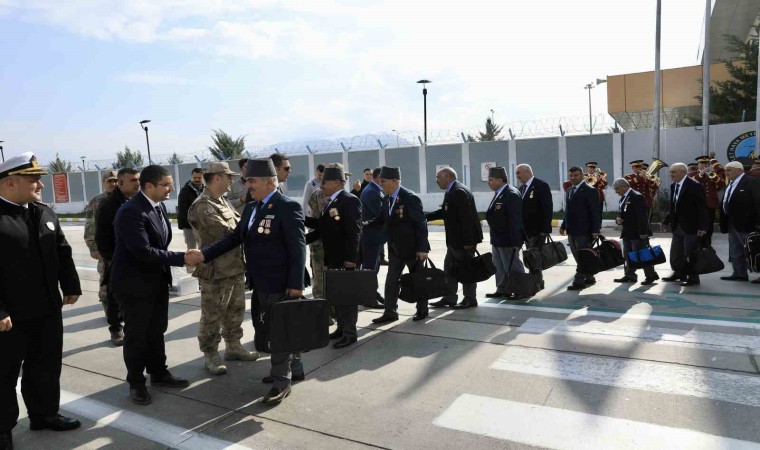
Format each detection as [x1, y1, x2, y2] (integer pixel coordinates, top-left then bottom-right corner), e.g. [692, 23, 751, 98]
[245, 158, 277, 178]
[0, 152, 48, 180]
[379, 166, 400, 180]
[322, 165, 346, 181]
[488, 167, 508, 179]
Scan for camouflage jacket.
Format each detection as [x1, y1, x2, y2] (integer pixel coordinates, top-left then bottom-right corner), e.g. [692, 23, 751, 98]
[84, 191, 109, 252]
[307, 188, 330, 250]
[188, 190, 245, 280]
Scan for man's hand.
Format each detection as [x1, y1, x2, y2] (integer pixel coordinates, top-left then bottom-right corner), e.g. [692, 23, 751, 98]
[615, 217, 623, 225]
[709, 151, 716, 158]
[0, 317, 12, 332]
[639, 235, 649, 240]
[90, 250, 100, 260]
[185, 249, 205, 266]
[344, 261, 356, 269]
[697, 230, 707, 237]
[63, 295, 79, 305]
[352, 180, 361, 192]
[286, 289, 303, 299]
[416, 252, 428, 260]
[239, 195, 247, 203]
[591, 232, 601, 238]
[661, 224, 670, 233]
[559, 228, 566, 236]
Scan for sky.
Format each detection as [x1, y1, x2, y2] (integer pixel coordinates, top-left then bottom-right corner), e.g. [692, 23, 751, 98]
[0, 0, 707, 165]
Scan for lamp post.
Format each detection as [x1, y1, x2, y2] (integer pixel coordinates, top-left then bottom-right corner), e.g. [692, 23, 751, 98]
[416, 80, 431, 143]
[139, 120, 152, 164]
[392, 129, 400, 148]
[0, 141, 4, 162]
[583, 79, 607, 135]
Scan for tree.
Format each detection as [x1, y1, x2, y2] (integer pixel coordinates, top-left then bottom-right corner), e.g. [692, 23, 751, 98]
[208, 129, 246, 160]
[478, 117, 504, 141]
[168, 152, 184, 164]
[47, 153, 73, 173]
[695, 26, 758, 124]
[115, 146, 144, 168]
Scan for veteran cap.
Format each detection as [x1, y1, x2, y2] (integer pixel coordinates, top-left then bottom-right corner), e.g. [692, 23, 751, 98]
[245, 158, 277, 178]
[379, 166, 401, 180]
[488, 167, 508, 180]
[102, 170, 118, 181]
[206, 161, 238, 176]
[322, 165, 347, 181]
[0, 152, 48, 180]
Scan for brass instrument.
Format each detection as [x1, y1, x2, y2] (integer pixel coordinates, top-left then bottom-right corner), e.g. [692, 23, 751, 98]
[584, 168, 605, 186]
[700, 167, 718, 180]
[645, 158, 668, 188]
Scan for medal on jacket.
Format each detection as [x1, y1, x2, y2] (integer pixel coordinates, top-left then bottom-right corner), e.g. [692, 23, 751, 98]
[257, 226, 264, 234]
[399, 205, 404, 218]
[530, 191, 534, 199]
[46, 221, 55, 230]
[495, 204, 502, 210]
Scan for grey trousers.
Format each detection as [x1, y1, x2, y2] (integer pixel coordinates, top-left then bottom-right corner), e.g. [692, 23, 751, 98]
[255, 291, 303, 390]
[728, 224, 750, 278]
[670, 225, 700, 280]
[443, 247, 477, 299]
[182, 229, 197, 249]
[492, 246, 525, 292]
[623, 238, 658, 279]
[383, 249, 427, 315]
[568, 234, 594, 284]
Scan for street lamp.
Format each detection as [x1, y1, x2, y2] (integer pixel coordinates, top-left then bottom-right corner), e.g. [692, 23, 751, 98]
[80, 156, 86, 171]
[0, 141, 4, 162]
[584, 79, 607, 135]
[416, 80, 431, 143]
[392, 129, 400, 148]
[139, 120, 152, 164]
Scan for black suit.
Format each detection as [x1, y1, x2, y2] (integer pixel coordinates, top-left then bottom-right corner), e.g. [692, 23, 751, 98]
[111, 193, 186, 387]
[618, 189, 656, 280]
[486, 184, 526, 291]
[719, 174, 760, 277]
[520, 177, 553, 242]
[0, 200, 81, 432]
[561, 182, 601, 285]
[663, 178, 708, 281]
[94, 187, 128, 331]
[306, 190, 362, 339]
[427, 181, 483, 303]
[359, 181, 387, 271]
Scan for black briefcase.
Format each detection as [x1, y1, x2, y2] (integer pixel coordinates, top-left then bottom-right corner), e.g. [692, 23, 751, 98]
[454, 250, 495, 283]
[325, 269, 377, 305]
[269, 298, 330, 354]
[399, 259, 449, 303]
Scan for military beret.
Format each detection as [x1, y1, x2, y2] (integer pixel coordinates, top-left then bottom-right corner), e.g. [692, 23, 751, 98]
[245, 158, 277, 178]
[379, 166, 400, 180]
[0, 152, 48, 179]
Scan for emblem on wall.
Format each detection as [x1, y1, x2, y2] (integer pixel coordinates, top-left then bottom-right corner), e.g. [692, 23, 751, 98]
[727, 131, 756, 165]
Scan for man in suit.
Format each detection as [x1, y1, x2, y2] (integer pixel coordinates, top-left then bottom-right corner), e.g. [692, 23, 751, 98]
[177, 167, 204, 250]
[612, 178, 659, 285]
[372, 167, 431, 324]
[201, 158, 307, 406]
[661, 163, 708, 286]
[515, 164, 553, 289]
[426, 167, 483, 309]
[111, 165, 201, 405]
[0, 153, 82, 450]
[359, 167, 387, 307]
[351, 168, 372, 196]
[719, 161, 760, 282]
[560, 166, 602, 290]
[305, 164, 362, 348]
[270, 153, 291, 195]
[484, 167, 524, 298]
[95, 167, 141, 346]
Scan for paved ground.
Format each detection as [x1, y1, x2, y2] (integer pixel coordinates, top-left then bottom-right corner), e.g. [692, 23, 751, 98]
[12, 224, 760, 449]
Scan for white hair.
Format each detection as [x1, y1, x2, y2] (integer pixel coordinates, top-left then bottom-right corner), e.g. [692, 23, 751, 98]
[725, 161, 744, 170]
[612, 178, 629, 189]
[515, 164, 533, 174]
[670, 163, 687, 173]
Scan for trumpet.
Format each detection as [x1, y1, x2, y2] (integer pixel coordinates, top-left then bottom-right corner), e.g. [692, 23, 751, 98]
[700, 167, 718, 180]
[584, 168, 605, 186]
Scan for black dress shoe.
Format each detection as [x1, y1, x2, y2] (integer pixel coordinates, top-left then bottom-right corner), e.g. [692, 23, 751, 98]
[720, 275, 749, 281]
[613, 277, 636, 283]
[451, 299, 478, 310]
[372, 314, 398, 324]
[585, 279, 596, 286]
[662, 274, 683, 282]
[263, 386, 291, 405]
[150, 373, 190, 388]
[263, 373, 304, 384]
[129, 386, 152, 405]
[485, 292, 508, 298]
[0, 431, 11, 450]
[429, 298, 456, 308]
[29, 414, 81, 431]
[333, 337, 357, 349]
[640, 278, 657, 286]
[412, 310, 429, 321]
[680, 280, 700, 286]
[567, 284, 586, 291]
[328, 329, 343, 340]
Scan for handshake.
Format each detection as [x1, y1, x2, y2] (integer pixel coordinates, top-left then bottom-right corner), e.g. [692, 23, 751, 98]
[185, 249, 205, 267]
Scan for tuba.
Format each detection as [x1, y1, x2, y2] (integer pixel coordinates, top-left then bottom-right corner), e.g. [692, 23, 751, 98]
[645, 158, 668, 188]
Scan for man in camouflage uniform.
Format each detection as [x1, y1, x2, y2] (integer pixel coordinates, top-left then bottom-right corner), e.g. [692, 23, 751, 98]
[83, 171, 118, 317]
[695, 154, 727, 246]
[188, 162, 258, 375]
[307, 185, 337, 323]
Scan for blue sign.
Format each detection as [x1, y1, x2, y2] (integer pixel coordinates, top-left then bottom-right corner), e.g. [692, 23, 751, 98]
[727, 131, 756, 165]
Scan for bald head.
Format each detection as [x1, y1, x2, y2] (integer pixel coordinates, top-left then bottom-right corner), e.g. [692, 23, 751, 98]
[435, 167, 457, 190]
[515, 164, 533, 184]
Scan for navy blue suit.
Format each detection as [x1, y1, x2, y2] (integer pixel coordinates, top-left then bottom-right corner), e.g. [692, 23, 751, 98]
[561, 182, 601, 285]
[111, 193, 185, 387]
[359, 181, 387, 271]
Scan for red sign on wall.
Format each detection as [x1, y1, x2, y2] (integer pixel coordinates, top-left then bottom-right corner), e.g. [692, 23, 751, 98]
[52, 173, 69, 203]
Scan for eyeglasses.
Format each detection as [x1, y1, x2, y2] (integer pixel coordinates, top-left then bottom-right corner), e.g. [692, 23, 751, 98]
[282, 167, 291, 172]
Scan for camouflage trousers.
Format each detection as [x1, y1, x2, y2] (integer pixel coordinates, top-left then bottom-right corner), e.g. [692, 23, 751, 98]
[96, 258, 108, 303]
[310, 242, 326, 299]
[198, 275, 246, 353]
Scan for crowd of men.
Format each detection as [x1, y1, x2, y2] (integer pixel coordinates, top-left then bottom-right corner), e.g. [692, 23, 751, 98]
[1, 149, 759, 450]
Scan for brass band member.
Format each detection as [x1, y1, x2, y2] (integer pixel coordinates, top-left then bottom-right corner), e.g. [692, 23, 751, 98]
[624, 160, 657, 223]
[694, 154, 727, 246]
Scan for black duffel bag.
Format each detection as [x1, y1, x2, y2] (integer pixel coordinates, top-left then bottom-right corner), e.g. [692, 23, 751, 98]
[454, 249, 496, 284]
[595, 236, 625, 271]
[523, 235, 568, 271]
[689, 245, 725, 275]
[399, 259, 449, 303]
[500, 251, 541, 299]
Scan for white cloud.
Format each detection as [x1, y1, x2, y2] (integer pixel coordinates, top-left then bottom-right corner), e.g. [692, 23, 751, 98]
[118, 72, 193, 85]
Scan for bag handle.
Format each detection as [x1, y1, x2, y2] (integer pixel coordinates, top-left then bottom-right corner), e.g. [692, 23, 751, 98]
[507, 249, 517, 272]
[419, 257, 438, 270]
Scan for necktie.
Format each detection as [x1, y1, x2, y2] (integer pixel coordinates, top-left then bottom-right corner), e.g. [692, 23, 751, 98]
[724, 181, 735, 212]
[488, 191, 499, 210]
[248, 201, 265, 230]
[155, 206, 168, 243]
[520, 184, 527, 198]
[674, 183, 680, 205]
[569, 186, 576, 200]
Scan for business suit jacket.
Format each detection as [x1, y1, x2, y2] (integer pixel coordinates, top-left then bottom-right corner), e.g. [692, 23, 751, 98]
[560, 182, 601, 236]
[0, 201, 81, 322]
[618, 189, 650, 239]
[95, 186, 129, 261]
[305, 190, 362, 268]
[380, 186, 430, 261]
[177, 181, 202, 230]
[719, 175, 760, 233]
[110, 193, 185, 294]
[426, 180, 483, 250]
[485, 184, 524, 248]
[663, 178, 708, 234]
[359, 181, 387, 246]
[521, 178, 553, 236]
[203, 191, 307, 294]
